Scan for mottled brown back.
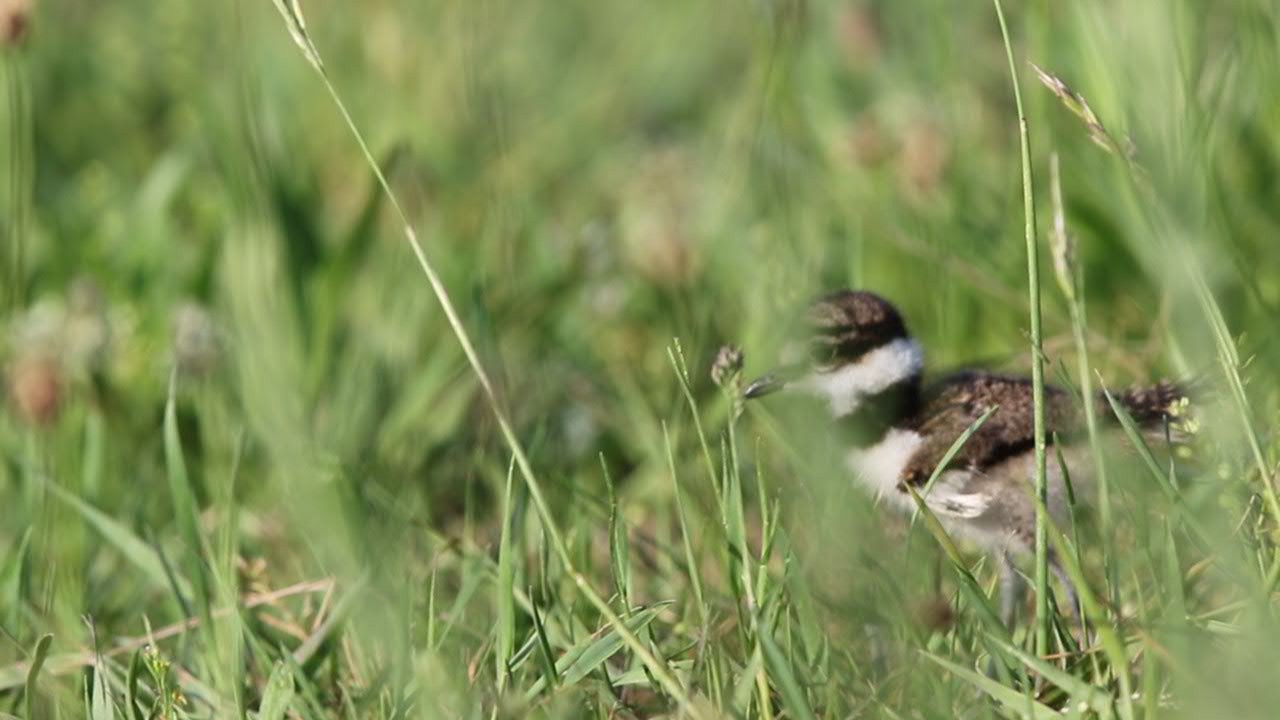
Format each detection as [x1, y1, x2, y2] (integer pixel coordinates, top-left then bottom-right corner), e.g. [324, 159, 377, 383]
[899, 372, 1186, 486]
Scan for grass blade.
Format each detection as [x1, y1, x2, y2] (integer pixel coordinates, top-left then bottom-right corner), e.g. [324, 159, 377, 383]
[44, 482, 190, 596]
[529, 595, 559, 693]
[126, 649, 145, 720]
[663, 422, 706, 624]
[22, 634, 52, 720]
[258, 662, 295, 720]
[496, 457, 517, 693]
[1032, 492, 1136, 720]
[0, 527, 31, 630]
[601, 454, 630, 611]
[89, 660, 112, 720]
[1101, 384, 1213, 547]
[523, 601, 671, 700]
[293, 574, 366, 667]
[758, 619, 816, 720]
[668, 341, 722, 499]
[263, 10, 698, 710]
[904, 483, 1008, 637]
[986, 635, 1114, 717]
[991, 0, 1050, 657]
[922, 652, 1061, 720]
[559, 603, 668, 685]
[164, 371, 210, 620]
[909, 405, 999, 529]
[902, 408, 1012, 638]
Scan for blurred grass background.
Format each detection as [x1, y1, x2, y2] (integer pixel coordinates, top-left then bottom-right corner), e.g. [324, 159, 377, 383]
[2, 0, 1280, 717]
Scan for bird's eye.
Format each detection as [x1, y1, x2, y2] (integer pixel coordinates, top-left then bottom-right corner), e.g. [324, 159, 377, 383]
[808, 341, 838, 366]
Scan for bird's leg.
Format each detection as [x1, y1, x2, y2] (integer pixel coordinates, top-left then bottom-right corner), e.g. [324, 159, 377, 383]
[998, 551, 1023, 631]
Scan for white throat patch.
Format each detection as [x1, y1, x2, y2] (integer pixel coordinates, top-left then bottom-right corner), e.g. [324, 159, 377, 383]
[846, 427, 922, 504]
[798, 338, 923, 417]
[846, 429, 991, 524]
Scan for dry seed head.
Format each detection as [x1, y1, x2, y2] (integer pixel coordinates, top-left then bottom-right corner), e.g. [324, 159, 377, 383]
[1048, 153, 1077, 303]
[1032, 64, 1088, 119]
[897, 120, 949, 197]
[1167, 396, 1200, 436]
[7, 355, 62, 426]
[9, 300, 64, 356]
[66, 277, 112, 374]
[619, 148, 703, 287]
[835, 4, 882, 71]
[845, 114, 889, 168]
[0, 0, 30, 47]
[1032, 63, 1139, 164]
[711, 344, 745, 421]
[269, 0, 323, 71]
[710, 344, 744, 389]
[1050, 227, 1077, 303]
[172, 302, 220, 376]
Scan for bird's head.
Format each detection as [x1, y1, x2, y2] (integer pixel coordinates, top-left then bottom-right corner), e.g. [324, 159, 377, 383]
[743, 290, 923, 418]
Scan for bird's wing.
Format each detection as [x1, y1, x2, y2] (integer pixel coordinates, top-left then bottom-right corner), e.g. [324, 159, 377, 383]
[919, 469, 992, 519]
[900, 371, 1080, 487]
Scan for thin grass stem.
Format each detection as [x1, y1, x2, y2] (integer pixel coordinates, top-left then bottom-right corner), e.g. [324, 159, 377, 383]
[265, 7, 699, 713]
[5, 52, 30, 310]
[992, 0, 1050, 656]
[663, 423, 707, 626]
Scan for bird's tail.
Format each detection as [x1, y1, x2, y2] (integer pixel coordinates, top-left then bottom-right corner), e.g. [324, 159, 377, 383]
[1097, 379, 1198, 439]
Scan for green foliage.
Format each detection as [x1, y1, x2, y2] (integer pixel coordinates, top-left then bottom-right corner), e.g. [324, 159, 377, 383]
[3, 0, 1280, 717]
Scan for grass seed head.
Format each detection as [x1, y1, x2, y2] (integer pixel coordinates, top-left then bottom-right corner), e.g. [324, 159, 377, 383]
[835, 4, 882, 71]
[710, 344, 743, 390]
[1032, 62, 1138, 164]
[172, 302, 220, 376]
[0, 0, 29, 47]
[897, 120, 949, 197]
[711, 343, 745, 419]
[7, 354, 62, 426]
[65, 277, 112, 374]
[846, 114, 890, 169]
[620, 149, 703, 287]
[1050, 230, 1077, 303]
[1049, 154, 1078, 304]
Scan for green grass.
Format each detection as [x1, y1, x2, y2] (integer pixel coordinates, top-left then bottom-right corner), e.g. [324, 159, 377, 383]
[4, 0, 1280, 717]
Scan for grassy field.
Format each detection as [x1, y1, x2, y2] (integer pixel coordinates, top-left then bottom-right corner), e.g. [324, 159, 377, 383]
[3, 0, 1280, 717]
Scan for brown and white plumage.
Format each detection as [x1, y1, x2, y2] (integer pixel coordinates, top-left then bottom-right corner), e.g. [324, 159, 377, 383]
[901, 372, 1185, 488]
[744, 289, 1189, 623]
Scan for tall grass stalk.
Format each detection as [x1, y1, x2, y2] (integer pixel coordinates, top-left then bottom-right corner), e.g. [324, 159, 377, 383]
[265, 2, 700, 713]
[1048, 155, 1111, 533]
[1048, 153, 1120, 623]
[669, 341, 724, 500]
[1035, 58, 1280, 571]
[1187, 269, 1280, 535]
[663, 422, 706, 625]
[494, 458, 516, 695]
[13, 1, 1280, 716]
[992, 0, 1051, 656]
[4, 50, 30, 310]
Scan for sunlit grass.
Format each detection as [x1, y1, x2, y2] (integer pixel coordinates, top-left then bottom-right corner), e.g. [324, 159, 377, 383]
[3, 0, 1280, 718]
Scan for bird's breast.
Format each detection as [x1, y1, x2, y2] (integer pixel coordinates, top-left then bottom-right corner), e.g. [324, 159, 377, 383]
[845, 427, 924, 511]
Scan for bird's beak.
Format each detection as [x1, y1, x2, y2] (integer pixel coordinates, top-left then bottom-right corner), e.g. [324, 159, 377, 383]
[743, 364, 801, 400]
[743, 373, 783, 399]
